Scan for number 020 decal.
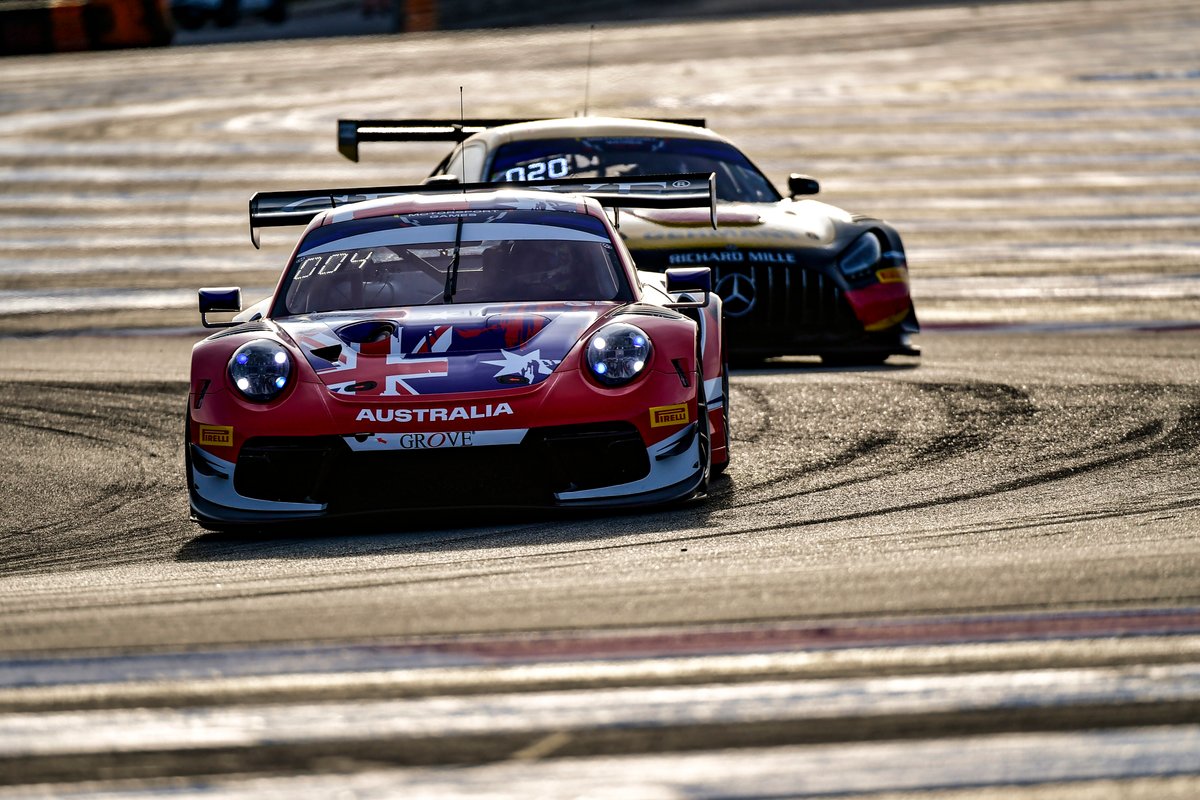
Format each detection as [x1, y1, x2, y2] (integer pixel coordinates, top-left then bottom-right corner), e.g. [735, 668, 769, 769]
[504, 157, 571, 182]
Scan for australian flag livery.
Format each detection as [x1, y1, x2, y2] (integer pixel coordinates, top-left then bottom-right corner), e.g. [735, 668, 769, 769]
[279, 302, 612, 397]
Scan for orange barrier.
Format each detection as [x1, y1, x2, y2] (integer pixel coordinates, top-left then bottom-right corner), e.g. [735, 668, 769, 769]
[1, 0, 173, 54]
[400, 0, 434, 31]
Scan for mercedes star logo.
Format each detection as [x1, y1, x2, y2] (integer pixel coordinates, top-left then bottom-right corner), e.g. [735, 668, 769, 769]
[715, 272, 757, 318]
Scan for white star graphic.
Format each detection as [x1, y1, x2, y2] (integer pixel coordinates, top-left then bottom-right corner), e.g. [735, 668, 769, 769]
[482, 349, 559, 382]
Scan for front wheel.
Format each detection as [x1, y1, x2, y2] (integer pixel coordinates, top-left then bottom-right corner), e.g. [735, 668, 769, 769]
[692, 367, 712, 496]
[712, 363, 730, 475]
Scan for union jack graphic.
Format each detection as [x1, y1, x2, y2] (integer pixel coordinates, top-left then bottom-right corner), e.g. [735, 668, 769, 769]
[296, 330, 447, 396]
[327, 353, 448, 397]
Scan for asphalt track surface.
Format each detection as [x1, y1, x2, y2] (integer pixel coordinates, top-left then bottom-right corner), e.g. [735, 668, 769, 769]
[2, 0, 1200, 796]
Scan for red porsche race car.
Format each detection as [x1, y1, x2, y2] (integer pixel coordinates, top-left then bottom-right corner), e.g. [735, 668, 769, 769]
[337, 116, 919, 364]
[187, 174, 729, 529]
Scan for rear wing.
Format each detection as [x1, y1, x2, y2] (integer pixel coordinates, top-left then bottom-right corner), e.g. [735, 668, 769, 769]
[248, 172, 717, 248]
[337, 117, 708, 162]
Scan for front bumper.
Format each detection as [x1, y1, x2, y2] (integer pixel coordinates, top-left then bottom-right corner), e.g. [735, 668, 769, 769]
[189, 421, 705, 527]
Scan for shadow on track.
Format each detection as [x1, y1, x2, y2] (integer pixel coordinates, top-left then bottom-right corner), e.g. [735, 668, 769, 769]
[731, 356, 921, 377]
[173, 361, 914, 564]
[174, 474, 736, 563]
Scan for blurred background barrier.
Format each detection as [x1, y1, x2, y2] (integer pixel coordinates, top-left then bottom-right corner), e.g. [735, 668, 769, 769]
[3, 0, 1054, 52]
[395, 0, 1046, 31]
[0, 0, 173, 53]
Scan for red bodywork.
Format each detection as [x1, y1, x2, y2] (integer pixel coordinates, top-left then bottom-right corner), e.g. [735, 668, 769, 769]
[188, 190, 727, 525]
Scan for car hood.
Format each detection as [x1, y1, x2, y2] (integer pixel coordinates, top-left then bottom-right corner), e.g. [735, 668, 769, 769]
[622, 199, 855, 251]
[277, 302, 614, 398]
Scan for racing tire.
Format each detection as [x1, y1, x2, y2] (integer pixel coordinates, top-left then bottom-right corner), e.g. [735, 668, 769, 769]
[694, 367, 712, 497]
[712, 363, 730, 475]
[183, 406, 209, 528]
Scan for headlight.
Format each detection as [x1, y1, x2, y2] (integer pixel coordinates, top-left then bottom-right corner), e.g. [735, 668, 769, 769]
[228, 339, 291, 402]
[585, 323, 652, 386]
[838, 232, 883, 279]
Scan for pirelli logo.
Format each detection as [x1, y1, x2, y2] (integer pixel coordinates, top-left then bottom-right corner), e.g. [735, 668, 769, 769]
[649, 403, 690, 428]
[198, 424, 234, 447]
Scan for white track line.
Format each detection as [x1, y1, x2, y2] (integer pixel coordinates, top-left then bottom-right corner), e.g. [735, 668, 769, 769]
[1, 663, 1198, 758]
[5, 727, 1200, 799]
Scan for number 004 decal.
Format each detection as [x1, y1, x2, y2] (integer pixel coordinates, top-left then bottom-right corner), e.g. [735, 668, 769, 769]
[649, 403, 690, 428]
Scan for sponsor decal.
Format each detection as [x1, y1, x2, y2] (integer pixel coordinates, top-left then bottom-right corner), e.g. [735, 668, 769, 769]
[748, 251, 796, 264]
[198, 424, 233, 447]
[375, 431, 475, 450]
[670, 250, 745, 264]
[345, 428, 527, 452]
[668, 250, 796, 266]
[355, 403, 514, 424]
[649, 403, 690, 428]
[875, 266, 909, 284]
[715, 272, 757, 318]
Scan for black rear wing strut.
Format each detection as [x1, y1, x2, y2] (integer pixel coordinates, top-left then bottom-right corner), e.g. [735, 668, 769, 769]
[336, 117, 708, 162]
[248, 172, 717, 248]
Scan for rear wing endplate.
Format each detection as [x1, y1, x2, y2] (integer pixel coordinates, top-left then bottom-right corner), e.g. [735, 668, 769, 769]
[248, 172, 717, 248]
[337, 117, 708, 162]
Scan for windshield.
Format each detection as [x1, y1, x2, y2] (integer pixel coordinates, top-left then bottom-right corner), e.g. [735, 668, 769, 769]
[276, 209, 629, 316]
[486, 137, 781, 203]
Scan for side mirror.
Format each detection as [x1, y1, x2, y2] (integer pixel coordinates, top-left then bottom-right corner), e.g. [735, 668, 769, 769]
[787, 173, 820, 198]
[198, 287, 242, 329]
[423, 174, 462, 185]
[664, 267, 711, 309]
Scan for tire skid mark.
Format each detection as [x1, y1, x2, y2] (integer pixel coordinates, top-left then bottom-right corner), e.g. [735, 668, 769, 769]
[715, 433, 898, 508]
[3, 378, 1198, 576]
[718, 402, 1200, 541]
[0, 383, 180, 442]
[728, 380, 1038, 508]
[0, 561, 593, 619]
[146, 390, 1199, 575]
[161, 388, 1197, 566]
[1163, 399, 1200, 453]
[501, 395, 1200, 559]
[0, 381, 185, 561]
[726, 383, 769, 444]
[0, 415, 111, 445]
[927, 496, 1200, 540]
